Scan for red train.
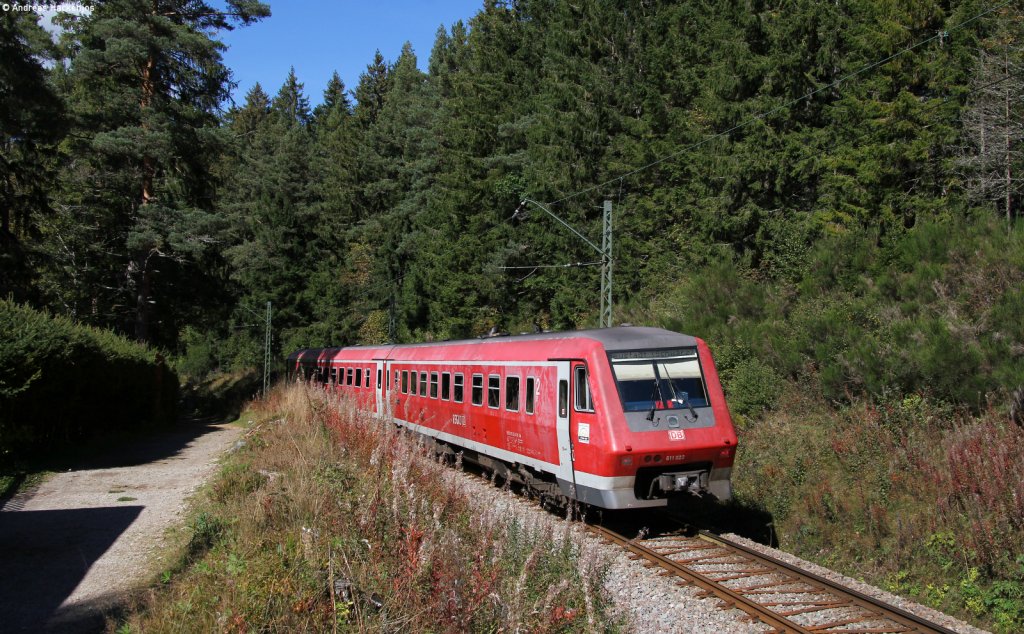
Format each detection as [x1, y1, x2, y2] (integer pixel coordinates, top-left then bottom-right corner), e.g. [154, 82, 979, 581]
[287, 326, 737, 510]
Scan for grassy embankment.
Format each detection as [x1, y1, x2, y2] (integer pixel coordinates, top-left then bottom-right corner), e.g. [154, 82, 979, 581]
[629, 217, 1024, 632]
[116, 383, 618, 633]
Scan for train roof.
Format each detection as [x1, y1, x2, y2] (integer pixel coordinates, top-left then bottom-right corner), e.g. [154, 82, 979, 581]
[390, 326, 698, 351]
[291, 327, 699, 362]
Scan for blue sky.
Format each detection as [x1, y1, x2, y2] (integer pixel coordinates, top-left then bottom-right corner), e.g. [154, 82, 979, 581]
[217, 1, 483, 108]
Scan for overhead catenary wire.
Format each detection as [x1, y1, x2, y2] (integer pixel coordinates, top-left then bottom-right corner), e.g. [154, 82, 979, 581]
[496, 260, 603, 270]
[540, 0, 1016, 209]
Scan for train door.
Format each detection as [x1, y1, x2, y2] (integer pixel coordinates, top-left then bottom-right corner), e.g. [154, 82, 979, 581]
[554, 361, 577, 498]
[374, 359, 385, 417]
[570, 361, 599, 505]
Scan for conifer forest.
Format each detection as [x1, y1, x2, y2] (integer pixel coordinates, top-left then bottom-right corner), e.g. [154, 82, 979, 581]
[3, 1, 1024, 630]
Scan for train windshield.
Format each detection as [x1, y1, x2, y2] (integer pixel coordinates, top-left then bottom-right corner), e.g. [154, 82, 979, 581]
[609, 348, 709, 412]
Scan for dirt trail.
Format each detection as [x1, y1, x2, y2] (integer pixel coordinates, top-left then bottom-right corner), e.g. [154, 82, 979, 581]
[0, 421, 242, 633]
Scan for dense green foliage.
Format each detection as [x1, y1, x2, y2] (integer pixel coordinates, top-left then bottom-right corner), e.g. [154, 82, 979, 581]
[3, 0, 1020, 404]
[0, 300, 178, 454]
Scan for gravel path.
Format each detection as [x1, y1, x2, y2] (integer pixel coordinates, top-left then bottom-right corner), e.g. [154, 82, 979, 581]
[0, 421, 242, 633]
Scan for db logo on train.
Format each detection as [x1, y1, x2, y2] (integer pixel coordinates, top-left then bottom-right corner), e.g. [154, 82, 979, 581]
[668, 430, 686, 441]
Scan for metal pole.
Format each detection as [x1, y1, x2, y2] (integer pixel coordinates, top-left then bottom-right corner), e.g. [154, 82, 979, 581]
[263, 301, 271, 397]
[601, 200, 613, 328]
[518, 197, 613, 328]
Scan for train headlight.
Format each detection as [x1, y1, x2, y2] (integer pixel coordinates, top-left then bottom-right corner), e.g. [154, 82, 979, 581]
[620, 456, 633, 466]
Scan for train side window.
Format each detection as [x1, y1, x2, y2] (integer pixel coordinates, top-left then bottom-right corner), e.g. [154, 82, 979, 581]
[355, 368, 362, 387]
[403, 370, 410, 394]
[377, 369, 382, 388]
[410, 371, 418, 395]
[471, 374, 483, 406]
[347, 368, 355, 386]
[526, 377, 536, 414]
[505, 376, 520, 411]
[330, 368, 337, 384]
[441, 372, 451, 400]
[366, 367, 371, 387]
[454, 373, 464, 402]
[558, 380, 568, 417]
[574, 366, 594, 412]
[429, 372, 439, 399]
[487, 375, 500, 409]
[392, 370, 398, 390]
[419, 371, 428, 397]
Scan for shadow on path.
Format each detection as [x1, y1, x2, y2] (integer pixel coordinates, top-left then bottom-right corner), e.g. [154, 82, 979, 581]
[0, 506, 143, 633]
[60, 417, 235, 471]
[1, 418, 233, 512]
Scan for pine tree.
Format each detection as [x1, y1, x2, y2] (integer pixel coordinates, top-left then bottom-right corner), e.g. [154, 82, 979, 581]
[959, 7, 1024, 227]
[49, 0, 269, 344]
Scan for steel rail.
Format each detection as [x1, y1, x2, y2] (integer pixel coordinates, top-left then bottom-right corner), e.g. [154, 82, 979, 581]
[698, 532, 960, 634]
[587, 524, 814, 633]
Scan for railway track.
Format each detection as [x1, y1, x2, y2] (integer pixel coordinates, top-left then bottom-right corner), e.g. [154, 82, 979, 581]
[587, 524, 960, 634]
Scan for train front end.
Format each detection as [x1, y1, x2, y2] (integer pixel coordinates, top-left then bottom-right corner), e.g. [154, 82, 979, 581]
[591, 332, 737, 508]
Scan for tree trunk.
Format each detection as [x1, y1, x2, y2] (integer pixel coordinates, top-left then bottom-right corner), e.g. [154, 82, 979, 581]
[133, 44, 157, 342]
[134, 250, 153, 342]
[1005, 52, 1013, 229]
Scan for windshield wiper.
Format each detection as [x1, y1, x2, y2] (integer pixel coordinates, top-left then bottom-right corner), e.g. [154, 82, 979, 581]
[659, 364, 697, 419]
[646, 377, 664, 421]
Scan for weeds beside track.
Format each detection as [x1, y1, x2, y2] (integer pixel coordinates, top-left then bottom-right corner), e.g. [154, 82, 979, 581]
[116, 383, 618, 633]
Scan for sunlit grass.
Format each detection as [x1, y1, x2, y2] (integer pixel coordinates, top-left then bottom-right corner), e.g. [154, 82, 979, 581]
[117, 382, 618, 633]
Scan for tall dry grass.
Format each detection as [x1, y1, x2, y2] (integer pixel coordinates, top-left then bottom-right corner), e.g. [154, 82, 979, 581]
[116, 383, 616, 633]
[735, 388, 1024, 632]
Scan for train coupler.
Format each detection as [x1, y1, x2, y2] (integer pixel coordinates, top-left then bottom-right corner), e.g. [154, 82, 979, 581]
[649, 470, 709, 498]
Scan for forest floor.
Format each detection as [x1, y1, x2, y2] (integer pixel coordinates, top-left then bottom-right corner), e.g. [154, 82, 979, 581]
[0, 420, 241, 633]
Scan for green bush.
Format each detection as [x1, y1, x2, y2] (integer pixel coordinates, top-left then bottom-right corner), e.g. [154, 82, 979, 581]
[0, 300, 178, 454]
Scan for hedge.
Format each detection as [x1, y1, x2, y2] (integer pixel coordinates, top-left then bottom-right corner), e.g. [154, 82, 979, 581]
[0, 300, 178, 454]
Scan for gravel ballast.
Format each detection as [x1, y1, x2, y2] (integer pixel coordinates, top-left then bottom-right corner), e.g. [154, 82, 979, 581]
[438, 460, 988, 634]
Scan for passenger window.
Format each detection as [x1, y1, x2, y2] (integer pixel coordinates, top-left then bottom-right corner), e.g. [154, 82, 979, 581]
[472, 374, 483, 406]
[506, 376, 520, 411]
[526, 377, 536, 414]
[558, 380, 568, 417]
[355, 368, 362, 387]
[419, 371, 428, 397]
[330, 368, 337, 384]
[347, 368, 354, 386]
[454, 374, 464, 403]
[441, 373, 451, 400]
[574, 366, 593, 412]
[488, 375, 500, 409]
[430, 372, 439, 399]
[409, 370, 417, 394]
